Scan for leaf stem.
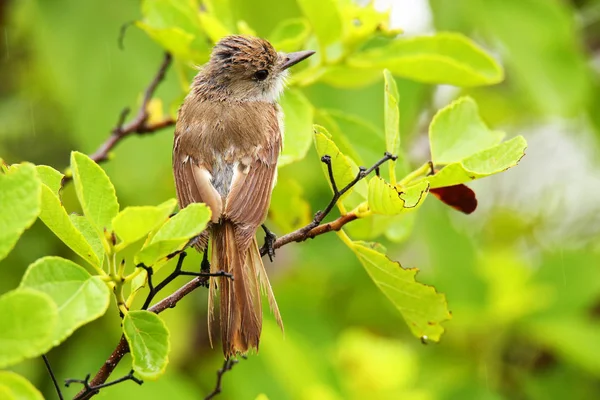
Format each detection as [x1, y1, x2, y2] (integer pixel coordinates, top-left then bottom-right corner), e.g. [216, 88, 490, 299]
[398, 162, 432, 187]
[389, 160, 397, 185]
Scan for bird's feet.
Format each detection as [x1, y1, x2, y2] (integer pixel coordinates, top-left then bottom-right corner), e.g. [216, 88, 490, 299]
[261, 224, 277, 262]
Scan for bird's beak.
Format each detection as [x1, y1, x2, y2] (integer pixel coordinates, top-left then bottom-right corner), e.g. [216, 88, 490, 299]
[281, 50, 315, 70]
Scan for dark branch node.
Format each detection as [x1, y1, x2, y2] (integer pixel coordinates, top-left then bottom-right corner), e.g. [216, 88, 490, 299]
[68, 370, 142, 400]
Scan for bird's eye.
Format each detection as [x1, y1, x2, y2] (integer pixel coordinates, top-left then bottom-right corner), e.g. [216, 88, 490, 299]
[254, 70, 269, 81]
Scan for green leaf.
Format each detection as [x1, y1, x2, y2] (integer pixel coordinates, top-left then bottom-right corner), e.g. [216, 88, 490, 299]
[70, 215, 105, 264]
[140, 0, 200, 32]
[313, 127, 367, 203]
[20, 257, 110, 344]
[137, 0, 209, 63]
[429, 97, 504, 164]
[383, 69, 400, 156]
[269, 18, 311, 53]
[70, 152, 119, 238]
[318, 65, 381, 89]
[349, 32, 504, 87]
[279, 89, 314, 167]
[198, 11, 232, 43]
[123, 310, 170, 380]
[367, 177, 429, 215]
[0, 163, 41, 263]
[297, 0, 343, 47]
[427, 136, 527, 189]
[35, 165, 63, 195]
[135, 203, 211, 266]
[348, 241, 451, 341]
[130, 268, 149, 298]
[38, 185, 101, 267]
[113, 199, 177, 248]
[339, 1, 391, 46]
[0, 289, 57, 368]
[0, 371, 43, 400]
[136, 23, 197, 62]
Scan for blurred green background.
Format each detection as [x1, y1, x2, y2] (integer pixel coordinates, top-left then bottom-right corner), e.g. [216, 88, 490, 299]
[2, 0, 600, 399]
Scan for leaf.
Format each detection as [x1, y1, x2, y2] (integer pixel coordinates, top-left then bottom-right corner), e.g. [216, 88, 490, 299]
[297, 0, 343, 47]
[130, 268, 149, 298]
[429, 97, 504, 164]
[0, 289, 57, 368]
[349, 32, 504, 87]
[123, 310, 170, 380]
[269, 18, 310, 52]
[383, 69, 400, 156]
[198, 11, 232, 43]
[0, 371, 43, 400]
[318, 65, 381, 89]
[38, 185, 101, 267]
[269, 18, 311, 53]
[113, 199, 177, 248]
[135, 203, 211, 266]
[430, 185, 478, 214]
[70, 152, 119, 237]
[0, 163, 41, 262]
[20, 257, 110, 344]
[367, 177, 429, 215]
[137, 0, 209, 63]
[427, 136, 527, 189]
[35, 165, 63, 195]
[70, 215, 105, 264]
[136, 23, 197, 62]
[279, 89, 314, 167]
[313, 127, 367, 203]
[348, 241, 451, 341]
[339, 1, 391, 46]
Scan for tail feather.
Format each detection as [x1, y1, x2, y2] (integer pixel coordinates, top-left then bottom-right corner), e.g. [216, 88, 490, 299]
[248, 239, 283, 332]
[211, 221, 276, 357]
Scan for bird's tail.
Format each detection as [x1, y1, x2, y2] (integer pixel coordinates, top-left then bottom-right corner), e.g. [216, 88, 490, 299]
[209, 221, 283, 357]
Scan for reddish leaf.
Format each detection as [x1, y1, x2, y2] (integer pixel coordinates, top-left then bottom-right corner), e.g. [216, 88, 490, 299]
[430, 184, 477, 214]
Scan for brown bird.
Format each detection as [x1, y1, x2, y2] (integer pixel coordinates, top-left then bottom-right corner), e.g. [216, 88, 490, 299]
[173, 35, 314, 357]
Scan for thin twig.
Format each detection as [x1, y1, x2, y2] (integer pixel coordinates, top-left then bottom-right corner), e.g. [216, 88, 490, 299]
[204, 358, 238, 400]
[260, 152, 396, 256]
[68, 370, 142, 400]
[42, 355, 64, 400]
[140, 252, 232, 310]
[63, 52, 174, 183]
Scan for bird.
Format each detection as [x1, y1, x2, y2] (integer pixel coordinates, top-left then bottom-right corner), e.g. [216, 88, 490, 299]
[172, 35, 314, 357]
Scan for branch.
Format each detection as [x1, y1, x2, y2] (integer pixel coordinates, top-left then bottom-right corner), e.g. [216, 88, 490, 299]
[42, 355, 64, 400]
[204, 358, 238, 400]
[77, 152, 396, 398]
[68, 370, 142, 400]
[260, 151, 396, 256]
[64, 52, 174, 182]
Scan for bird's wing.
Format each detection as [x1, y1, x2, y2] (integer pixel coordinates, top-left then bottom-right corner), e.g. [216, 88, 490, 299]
[225, 134, 281, 250]
[173, 129, 223, 224]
